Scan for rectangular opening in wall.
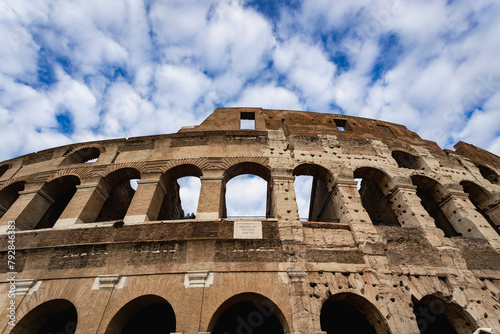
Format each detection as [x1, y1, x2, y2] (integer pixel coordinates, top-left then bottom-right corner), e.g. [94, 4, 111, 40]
[334, 119, 349, 131]
[240, 112, 256, 129]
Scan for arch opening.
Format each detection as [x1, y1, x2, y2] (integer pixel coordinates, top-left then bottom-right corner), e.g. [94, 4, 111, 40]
[0, 181, 25, 219]
[413, 295, 477, 334]
[105, 295, 175, 334]
[11, 299, 77, 334]
[392, 150, 426, 170]
[157, 164, 202, 220]
[461, 181, 500, 235]
[354, 167, 400, 226]
[35, 175, 80, 229]
[293, 164, 338, 222]
[478, 165, 499, 185]
[95, 168, 140, 222]
[208, 293, 288, 334]
[223, 162, 271, 219]
[412, 175, 459, 237]
[61, 147, 100, 165]
[0, 164, 8, 178]
[320, 293, 389, 334]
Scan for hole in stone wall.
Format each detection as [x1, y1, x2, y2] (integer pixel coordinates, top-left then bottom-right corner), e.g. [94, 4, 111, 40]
[294, 175, 313, 221]
[0, 164, 8, 178]
[61, 147, 100, 165]
[392, 150, 424, 170]
[293, 164, 338, 222]
[226, 174, 267, 218]
[11, 299, 77, 334]
[334, 119, 350, 131]
[478, 165, 499, 185]
[178, 176, 201, 218]
[354, 168, 400, 226]
[412, 176, 459, 237]
[0, 182, 25, 219]
[240, 112, 256, 129]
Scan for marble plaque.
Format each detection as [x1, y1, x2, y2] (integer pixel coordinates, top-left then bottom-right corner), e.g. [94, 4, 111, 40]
[233, 221, 263, 239]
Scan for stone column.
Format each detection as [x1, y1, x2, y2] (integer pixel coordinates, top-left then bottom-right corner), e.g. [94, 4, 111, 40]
[124, 174, 165, 224]
[0, 186, 53, 231]
[196, 171, 225, 220]
[53, 182, 108, 228]
[331, 178, 387, 263]
[270, 170, 302, 241]
[286, 269, 315, 334]
[440, 192, 500, 250]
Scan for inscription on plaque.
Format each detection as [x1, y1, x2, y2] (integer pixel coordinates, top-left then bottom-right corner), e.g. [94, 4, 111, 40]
[233, 221, 263, 239]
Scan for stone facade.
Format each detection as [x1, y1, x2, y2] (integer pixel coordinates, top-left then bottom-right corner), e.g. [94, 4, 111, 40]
[0, 107, 499, 333]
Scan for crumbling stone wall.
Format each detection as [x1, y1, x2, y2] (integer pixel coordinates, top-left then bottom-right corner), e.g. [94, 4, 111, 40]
[0, 108, 499, 334]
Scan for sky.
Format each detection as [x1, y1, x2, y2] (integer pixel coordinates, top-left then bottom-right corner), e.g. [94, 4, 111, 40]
[1, 0, 500, 217]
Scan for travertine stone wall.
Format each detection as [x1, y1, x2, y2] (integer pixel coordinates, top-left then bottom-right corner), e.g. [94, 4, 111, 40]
[0, 108, 499, 334]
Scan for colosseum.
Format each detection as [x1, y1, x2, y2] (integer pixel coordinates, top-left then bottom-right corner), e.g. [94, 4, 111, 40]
[1, 107, 499, 333]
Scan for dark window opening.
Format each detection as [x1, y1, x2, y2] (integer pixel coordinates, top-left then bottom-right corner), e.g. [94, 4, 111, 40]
[461, 181, 500, 236]
[95, 179, 136, 222]
[358, 178, 400, 226]
[412, 176, 459, 237]
[11, 299, 77, 334]
[294, 164, 338, 222]
[122, 303, 176, 334]
[392, 150, 424, 170]
[104, 295, 175, 334]
[412, 296, 476, 334]
[95, 169, 140, 223]
[0, 164, 8, 178]
[478, 165, 499, 185]
[212, 301, 284, 334]
[240, 112, 256, 129]
[35, 187, 77, 229]
[157, 165, 202, 220]
[320, 300, 376, 334]
[334, 119, 350, 131]
[354, 167, 400, 226]
[0, 182, 25, 219]
[61, 147, 100, 165]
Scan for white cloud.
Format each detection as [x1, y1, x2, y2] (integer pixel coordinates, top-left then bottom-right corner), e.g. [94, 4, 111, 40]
[234, 84, 302, 110]
[225, 175, 267, 217]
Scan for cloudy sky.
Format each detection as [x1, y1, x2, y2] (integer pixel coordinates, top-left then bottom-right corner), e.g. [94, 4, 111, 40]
[2, 0, 500, 217]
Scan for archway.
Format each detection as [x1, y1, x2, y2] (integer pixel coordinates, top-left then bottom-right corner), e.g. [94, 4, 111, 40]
[11, 299, 77, 334]
[411, 175, 459, 237]
[477, 165, 499, 185]
[293, 164, 338, 222]
[354, 167, 400, 226]
[35, 175, 81, 229]
[413, 295, 477, 334]
[0, 181, 25, 219]
[461, 180, 500, 235]
[61, 147, 101, 165]
[320, 293, 389, 334]
[95, 168, 141, 222]
[392, 150, 427, 170]
[105, 295, 176, 334]
[223, 162, 272, 218]
[157, 164, 202, 220]
[208, 293, 288, 334]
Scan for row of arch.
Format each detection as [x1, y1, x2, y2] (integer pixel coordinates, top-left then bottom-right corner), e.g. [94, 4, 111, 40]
[0, 160, 499, 237]
[10, 291, 478, 334]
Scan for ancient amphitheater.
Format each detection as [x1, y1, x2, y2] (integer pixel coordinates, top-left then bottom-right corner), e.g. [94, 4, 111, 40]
[1, 108, 499, 334]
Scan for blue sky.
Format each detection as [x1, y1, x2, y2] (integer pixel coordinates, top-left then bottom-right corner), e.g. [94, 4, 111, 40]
[1, 0, 500, 215]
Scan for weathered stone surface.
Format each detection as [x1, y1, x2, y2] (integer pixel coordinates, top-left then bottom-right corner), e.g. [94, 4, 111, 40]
[0, 108, 499, 333]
